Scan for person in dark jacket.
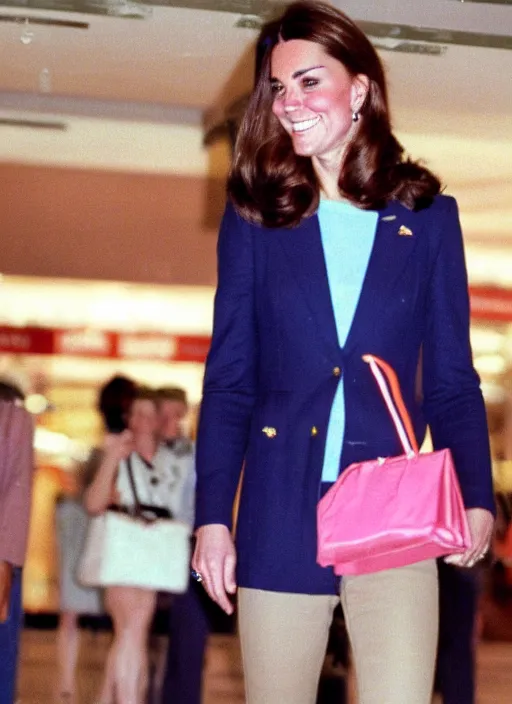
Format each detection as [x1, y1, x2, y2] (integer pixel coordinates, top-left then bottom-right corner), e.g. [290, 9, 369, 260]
[157, 387, 210, 704]
[435, 560, 481, 704]
[191, 3, 495, 703]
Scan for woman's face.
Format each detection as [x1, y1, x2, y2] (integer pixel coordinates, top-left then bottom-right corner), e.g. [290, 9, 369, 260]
[127, 399, 159, 439]
[157, 399, 187, 442]
[270, 39, 367, 164]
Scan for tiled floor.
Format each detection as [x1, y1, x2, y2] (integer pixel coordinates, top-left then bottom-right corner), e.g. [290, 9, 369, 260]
[17, 628, 512, 703]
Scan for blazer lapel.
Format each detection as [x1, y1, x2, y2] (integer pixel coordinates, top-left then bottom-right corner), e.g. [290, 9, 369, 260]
[276, 200, 421, 357]
[277, 214, 340, 357]
[344, 200, 421, 352]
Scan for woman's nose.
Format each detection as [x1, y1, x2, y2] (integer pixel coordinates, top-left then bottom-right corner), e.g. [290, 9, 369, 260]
[283, 86, 302, 112]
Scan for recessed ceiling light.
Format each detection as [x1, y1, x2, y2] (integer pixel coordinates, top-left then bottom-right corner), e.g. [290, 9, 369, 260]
[235, 15, 262, 30]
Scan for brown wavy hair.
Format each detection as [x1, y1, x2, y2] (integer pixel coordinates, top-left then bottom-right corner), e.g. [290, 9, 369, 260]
[228, 1, 441, 228]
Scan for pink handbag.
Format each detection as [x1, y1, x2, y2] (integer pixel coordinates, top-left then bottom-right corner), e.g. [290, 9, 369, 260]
[317, 354, 472, 576]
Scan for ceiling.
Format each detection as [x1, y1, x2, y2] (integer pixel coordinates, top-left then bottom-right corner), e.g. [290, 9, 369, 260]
[0, 0, 511, 400]
[0, 0, 511, 248]
[1, 1, 511, 113]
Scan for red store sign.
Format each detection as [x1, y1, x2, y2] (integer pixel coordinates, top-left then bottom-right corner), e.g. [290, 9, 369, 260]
[469, 287, 512, 323]
[0, 326, 211, 363]
[0, 327, 54, 355]
[1, 288, 510, 361]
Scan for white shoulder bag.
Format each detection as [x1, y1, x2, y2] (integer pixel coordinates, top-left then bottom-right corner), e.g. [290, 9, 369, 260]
[77, 455, 191, 593]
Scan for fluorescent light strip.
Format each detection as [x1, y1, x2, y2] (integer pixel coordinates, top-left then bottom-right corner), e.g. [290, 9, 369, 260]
[358, 20, 512, 50]
[0, 13, 88, 29]
[0, 117, 67, 130]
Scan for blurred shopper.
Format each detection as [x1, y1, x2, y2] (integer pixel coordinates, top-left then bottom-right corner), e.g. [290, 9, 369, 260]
[156, 388, 206, 704]
[0, 382, 34, 704]
[191, 3, 495, 703]
[55, 375, 136, 704]
[55, 462, 103, 704]
[493, 493, 512, 593]
[435, 561, 481, 704]
[85, 388, 194, 704]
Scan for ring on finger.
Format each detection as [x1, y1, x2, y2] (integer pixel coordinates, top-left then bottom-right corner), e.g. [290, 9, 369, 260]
[190, 569, 203, 583]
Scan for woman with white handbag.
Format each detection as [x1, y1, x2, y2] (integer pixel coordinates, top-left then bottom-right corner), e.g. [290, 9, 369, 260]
[84, 388, 194, 704]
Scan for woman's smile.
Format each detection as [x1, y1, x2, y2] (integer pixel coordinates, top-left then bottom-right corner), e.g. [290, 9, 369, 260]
[290, 116, 321, 133]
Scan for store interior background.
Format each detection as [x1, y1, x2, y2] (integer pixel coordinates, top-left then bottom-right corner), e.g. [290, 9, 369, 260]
[0, 0, 511, 618]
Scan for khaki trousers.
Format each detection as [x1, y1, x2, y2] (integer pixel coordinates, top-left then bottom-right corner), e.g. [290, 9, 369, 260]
[238, 560, 438, 704]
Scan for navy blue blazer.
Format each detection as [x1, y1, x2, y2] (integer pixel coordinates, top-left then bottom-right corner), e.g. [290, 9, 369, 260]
[195, 194, 495, 595]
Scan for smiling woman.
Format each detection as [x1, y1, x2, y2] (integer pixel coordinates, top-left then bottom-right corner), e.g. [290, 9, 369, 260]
[228, 0, 441, 228]
[192, 3, 495, 704]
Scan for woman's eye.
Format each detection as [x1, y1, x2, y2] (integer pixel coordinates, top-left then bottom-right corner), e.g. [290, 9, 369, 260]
[303, 77, 319, 89]
[271, 83, 284, 97]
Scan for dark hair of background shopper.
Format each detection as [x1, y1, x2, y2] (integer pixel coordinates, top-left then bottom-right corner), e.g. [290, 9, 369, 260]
[98, 375, 138, 434]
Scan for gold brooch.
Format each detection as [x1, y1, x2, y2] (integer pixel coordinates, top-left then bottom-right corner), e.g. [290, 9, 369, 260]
[398, 225, 413, 237]
[262, 426, 277, 438]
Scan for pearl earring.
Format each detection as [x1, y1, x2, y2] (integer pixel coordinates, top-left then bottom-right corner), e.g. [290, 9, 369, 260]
[352, 110, 360, 123]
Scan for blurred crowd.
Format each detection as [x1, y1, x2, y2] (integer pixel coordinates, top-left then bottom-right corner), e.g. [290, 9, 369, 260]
[1, 374, 220, 704]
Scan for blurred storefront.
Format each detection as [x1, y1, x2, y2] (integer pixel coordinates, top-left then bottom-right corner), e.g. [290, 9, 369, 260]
[0, 274, 214, 612]
[470, 286, 512, 492]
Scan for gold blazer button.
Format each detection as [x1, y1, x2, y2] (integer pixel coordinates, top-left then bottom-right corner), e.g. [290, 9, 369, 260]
[332, 366, 341, 377]
[262, 426, 277, 438]
[311, 426, 318, 437]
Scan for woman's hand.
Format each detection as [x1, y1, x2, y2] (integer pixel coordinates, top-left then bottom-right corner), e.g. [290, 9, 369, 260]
[84, 433, 131, 515]
[444, 507, 494, 568]
[192, 524, 237, 615]
[104, 430, 133, 461]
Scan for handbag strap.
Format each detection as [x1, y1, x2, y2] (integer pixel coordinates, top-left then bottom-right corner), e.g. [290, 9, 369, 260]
[362, 354, 419, 456]
[126, 454, 143, 517]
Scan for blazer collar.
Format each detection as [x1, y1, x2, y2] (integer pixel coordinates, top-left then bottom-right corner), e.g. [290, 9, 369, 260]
[277, 200, 420, 358]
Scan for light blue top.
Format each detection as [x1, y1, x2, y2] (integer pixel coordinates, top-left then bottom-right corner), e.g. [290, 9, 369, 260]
[318, 199, 378, 482]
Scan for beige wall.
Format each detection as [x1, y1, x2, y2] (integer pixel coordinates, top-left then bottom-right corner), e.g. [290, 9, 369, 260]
[1, 162, 226, 286]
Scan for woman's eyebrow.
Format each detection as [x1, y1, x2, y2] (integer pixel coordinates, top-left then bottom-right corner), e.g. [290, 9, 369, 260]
[292, 65, 324, 79]
[270, 65, 325, 83]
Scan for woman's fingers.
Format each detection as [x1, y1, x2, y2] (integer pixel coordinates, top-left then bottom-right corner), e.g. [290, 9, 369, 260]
[466, 507, 494, 566]
[192, 524, 237, 614]
[224, 552, 237, 594]
[207, 556, 235, 614]
[202, 563, 234, 614]
[444, 507, 494, 568]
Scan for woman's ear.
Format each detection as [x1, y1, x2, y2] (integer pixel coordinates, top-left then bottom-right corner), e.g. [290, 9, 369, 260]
[351, 73, 370, 113]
